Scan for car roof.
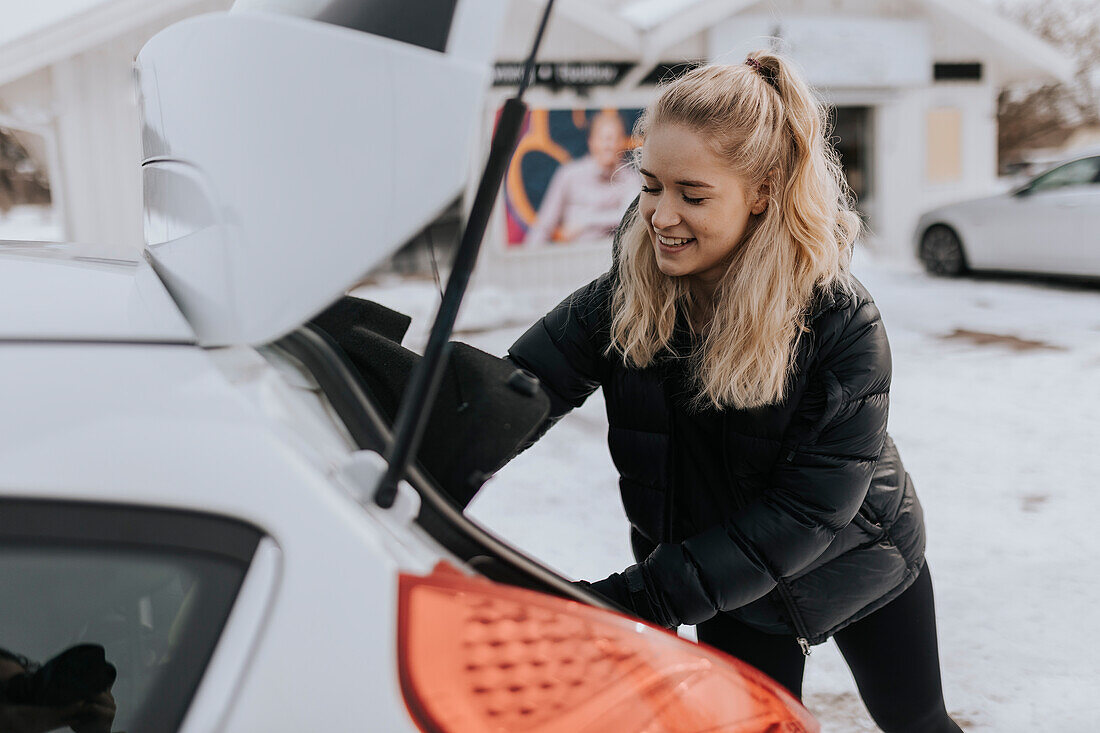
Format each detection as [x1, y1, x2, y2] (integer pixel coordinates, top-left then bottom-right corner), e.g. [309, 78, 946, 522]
[0, 241, 196, 343]
[0, 340, 352, 535]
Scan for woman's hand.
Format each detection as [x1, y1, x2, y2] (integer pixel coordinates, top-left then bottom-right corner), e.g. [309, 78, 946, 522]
[574, 567, 676, 629]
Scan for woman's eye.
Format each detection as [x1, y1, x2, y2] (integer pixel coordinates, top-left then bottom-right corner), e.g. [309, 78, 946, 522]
[682, 194, 705, 205]
[641, 186, 660, 194]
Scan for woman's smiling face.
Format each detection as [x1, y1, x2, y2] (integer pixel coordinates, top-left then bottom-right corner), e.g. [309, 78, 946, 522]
[637, 123, 767, 298]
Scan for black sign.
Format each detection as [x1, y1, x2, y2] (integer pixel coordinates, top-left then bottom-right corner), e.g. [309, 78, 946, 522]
[493, 61, 635, 88]
[640, 60, 704, 85]
[933, 63, 982, 81]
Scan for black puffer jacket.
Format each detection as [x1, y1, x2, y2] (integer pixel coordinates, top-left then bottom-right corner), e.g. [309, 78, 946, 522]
[508, 272, 926, 645]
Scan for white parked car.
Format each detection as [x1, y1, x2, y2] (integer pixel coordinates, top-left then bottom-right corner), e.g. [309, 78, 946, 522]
[914, 151, 1100, 278]
[0, 3, 818, 732]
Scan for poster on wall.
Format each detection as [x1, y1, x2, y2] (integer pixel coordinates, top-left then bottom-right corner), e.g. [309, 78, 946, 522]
[502, 107, 643, 248]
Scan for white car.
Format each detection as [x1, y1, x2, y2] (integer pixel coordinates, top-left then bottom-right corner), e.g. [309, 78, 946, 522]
[0, 3, 818, 732]
[914, 151, 1100, 278]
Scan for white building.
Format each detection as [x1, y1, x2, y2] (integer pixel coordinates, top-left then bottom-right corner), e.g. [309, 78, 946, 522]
[478, 0, 1075, 290]
[0, 0, 1075, 281]
[0, 0, 231, 250]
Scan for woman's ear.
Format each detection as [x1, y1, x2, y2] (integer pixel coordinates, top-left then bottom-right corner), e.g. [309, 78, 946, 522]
[750, 179, 770, 215]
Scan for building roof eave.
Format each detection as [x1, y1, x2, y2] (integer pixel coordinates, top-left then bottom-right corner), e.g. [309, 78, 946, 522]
[0, 0, 208, 89]
[625, 0, 1075, 86]
[921, 0, 1075, 85]
[517, 0, 642, 58]
[640, 0, 757, 62]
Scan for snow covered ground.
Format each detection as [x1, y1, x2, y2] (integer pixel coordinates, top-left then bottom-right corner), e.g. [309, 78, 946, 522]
[357, 248, 1100, 731]
[0, 205, 62, 242]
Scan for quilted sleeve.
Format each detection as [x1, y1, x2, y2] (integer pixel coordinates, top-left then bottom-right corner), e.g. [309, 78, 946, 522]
[506, 273, 614, 436]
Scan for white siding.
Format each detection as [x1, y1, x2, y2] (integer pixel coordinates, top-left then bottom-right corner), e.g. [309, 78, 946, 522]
[1, 0, 230, 250]
[870, 80, 997, 256]
[51, 36, 145, 248]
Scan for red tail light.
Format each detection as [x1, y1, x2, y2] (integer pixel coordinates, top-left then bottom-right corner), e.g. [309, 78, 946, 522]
[398, 562, 818, 733]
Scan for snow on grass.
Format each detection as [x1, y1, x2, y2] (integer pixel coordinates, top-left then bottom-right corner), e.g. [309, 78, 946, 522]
[0, 205, 62, 242]
[354, 248, 1100, 731]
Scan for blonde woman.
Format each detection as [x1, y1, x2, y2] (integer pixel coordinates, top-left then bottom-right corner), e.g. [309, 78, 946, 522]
[508, 55, 961, 732]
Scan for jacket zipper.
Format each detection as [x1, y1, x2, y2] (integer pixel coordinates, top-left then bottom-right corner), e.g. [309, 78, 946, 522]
[774, 334, 833, 655]
[773, 577, 813, 655]
[725, 421, 815, 655]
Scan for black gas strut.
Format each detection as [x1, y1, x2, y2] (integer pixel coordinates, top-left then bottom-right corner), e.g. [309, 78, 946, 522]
[374, 0, 556, 508]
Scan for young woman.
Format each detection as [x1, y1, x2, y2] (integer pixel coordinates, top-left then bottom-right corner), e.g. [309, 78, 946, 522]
[507, 54, 962, 732]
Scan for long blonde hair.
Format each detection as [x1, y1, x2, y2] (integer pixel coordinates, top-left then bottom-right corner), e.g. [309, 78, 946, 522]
[610, 53, 861, 409]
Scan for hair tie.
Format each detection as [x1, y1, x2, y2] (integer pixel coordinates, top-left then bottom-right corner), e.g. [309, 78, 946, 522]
[745, 57, 779, 89]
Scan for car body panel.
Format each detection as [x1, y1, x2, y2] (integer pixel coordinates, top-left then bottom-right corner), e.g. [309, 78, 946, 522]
[0, 242, 195, 342]
[1041, 185, 1100, 275]
[0, 341, 405, 548]
[137, 11, 492, 348]
[0, 340, 444, 730]
[913, 194, 1006, 268]
[179, 536, 283, 733]
[915, 154, 1100, 278]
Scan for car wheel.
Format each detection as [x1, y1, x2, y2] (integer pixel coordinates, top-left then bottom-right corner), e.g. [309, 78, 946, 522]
[919, 225, 967, 276]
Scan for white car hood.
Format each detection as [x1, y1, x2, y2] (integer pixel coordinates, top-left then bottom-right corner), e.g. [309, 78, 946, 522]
[0, 241, 195, 343]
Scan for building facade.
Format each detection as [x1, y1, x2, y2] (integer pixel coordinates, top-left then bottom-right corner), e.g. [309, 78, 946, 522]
[0, 0, 1074, 288]
[476, 0, 1073, 291]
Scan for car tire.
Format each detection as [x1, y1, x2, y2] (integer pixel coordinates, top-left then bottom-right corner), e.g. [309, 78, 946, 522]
[919, 225, 968, 277]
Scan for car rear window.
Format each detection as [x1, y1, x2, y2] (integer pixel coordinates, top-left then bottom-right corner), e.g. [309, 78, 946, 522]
[0, 501, 261, 733]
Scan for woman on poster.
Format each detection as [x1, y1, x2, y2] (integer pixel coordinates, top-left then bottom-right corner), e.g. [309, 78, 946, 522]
[524, 110, 641, 246]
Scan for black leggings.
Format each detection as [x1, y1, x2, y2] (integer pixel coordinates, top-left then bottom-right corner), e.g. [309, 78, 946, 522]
[696, 565, 962, 733]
